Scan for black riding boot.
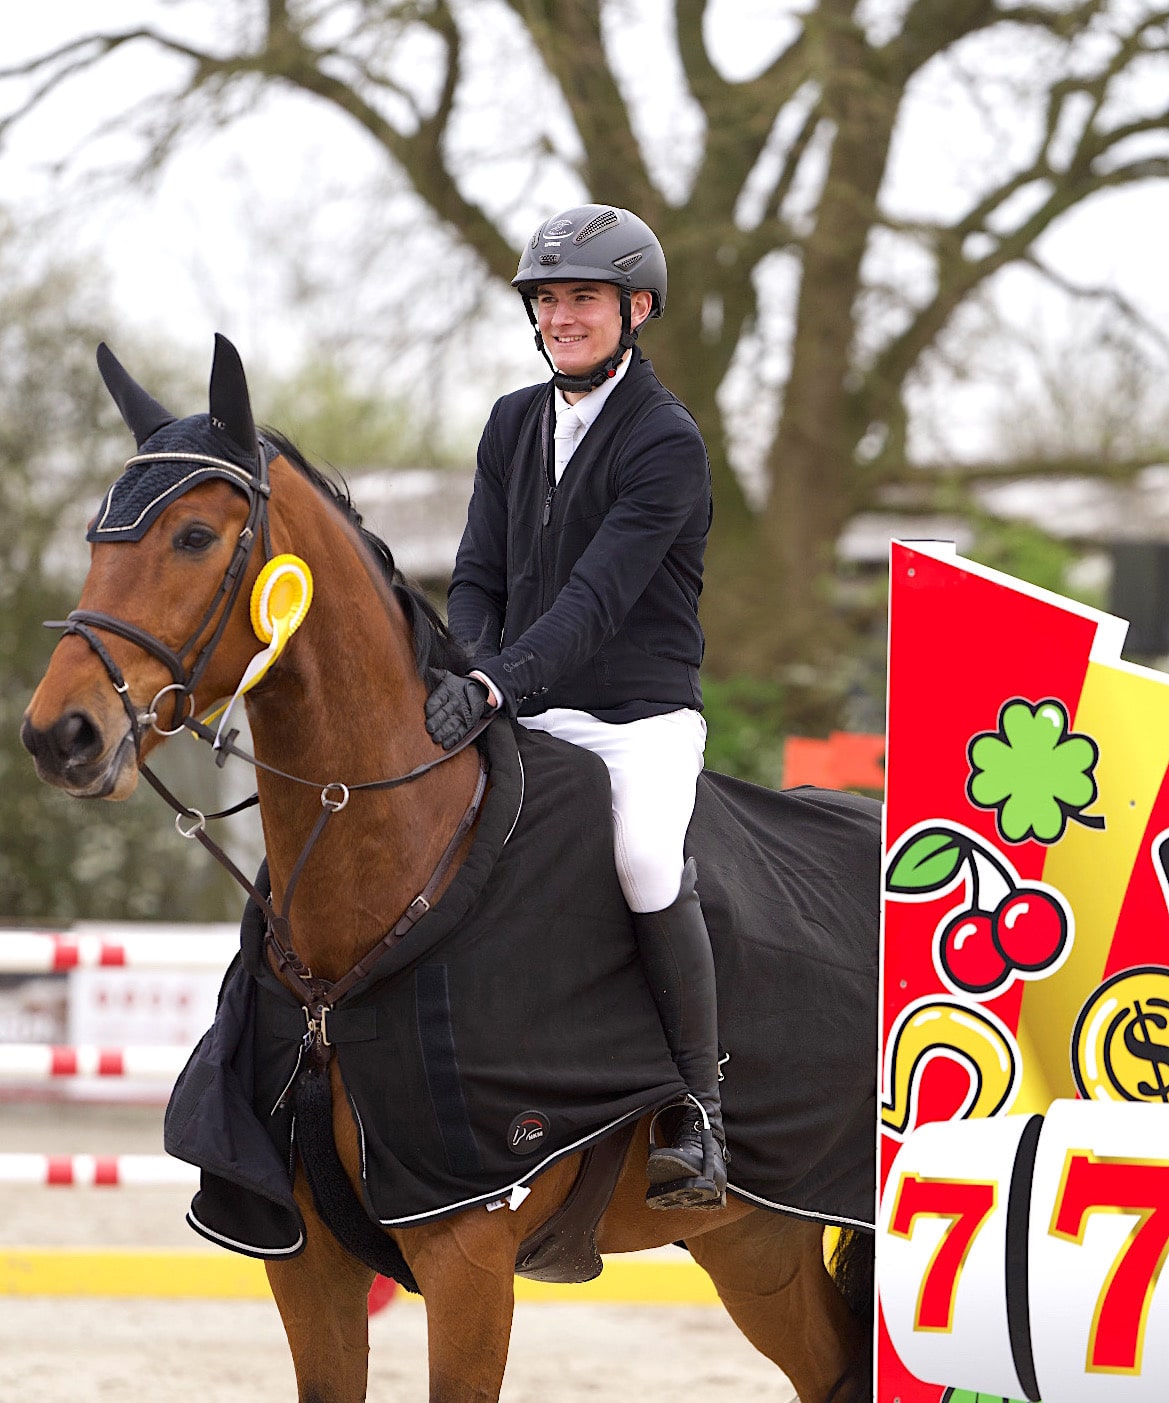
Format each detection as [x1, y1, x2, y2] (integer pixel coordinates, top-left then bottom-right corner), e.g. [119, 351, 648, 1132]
[634, 857, 727, 1210]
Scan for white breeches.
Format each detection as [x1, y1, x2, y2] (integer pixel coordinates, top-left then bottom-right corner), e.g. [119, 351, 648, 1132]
[517, 707, 707, 914]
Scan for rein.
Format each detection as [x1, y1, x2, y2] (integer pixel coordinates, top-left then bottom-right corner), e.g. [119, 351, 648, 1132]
[51, 443, 494, 1046]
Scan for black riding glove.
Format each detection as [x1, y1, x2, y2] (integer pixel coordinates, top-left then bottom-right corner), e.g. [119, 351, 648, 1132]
[425, 671, 490, 750]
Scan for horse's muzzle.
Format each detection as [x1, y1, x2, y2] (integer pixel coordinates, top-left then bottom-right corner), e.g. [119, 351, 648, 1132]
[20, 709, 137, 798]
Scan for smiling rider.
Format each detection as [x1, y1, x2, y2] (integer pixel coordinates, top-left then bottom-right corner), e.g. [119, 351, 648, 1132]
[424, 204, 726, 1210]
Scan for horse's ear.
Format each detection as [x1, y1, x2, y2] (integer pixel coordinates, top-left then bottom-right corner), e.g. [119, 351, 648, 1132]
[208, 333, 258, 458]
[96, 343, 177, 448]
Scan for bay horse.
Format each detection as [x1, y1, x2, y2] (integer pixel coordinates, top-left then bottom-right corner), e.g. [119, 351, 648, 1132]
[21, 335, 873, 1402]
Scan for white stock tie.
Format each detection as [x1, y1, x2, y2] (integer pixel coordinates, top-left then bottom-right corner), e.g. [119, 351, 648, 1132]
[553, 408, 582, 482]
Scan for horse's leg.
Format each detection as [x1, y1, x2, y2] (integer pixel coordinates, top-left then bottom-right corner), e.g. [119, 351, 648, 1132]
[266, 1173, 376, 1403]
[408, 1218, 514, 1403]
[685, 1210, 868, 1403]
[398, 1159, 579, 1403]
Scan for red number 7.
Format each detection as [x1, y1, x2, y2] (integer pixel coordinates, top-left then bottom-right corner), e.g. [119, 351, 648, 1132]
[888, 1173, 998, 1331]
[1050, 1151, 1169, 1374]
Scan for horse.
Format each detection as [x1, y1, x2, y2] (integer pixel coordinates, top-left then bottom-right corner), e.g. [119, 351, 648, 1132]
[21, 334, 875, 1403]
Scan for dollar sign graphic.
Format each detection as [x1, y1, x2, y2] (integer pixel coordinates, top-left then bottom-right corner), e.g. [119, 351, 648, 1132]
[1122, 998, 1169, 1100]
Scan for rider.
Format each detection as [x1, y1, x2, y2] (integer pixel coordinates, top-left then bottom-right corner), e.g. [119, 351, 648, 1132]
[425, 204, 726, 1210]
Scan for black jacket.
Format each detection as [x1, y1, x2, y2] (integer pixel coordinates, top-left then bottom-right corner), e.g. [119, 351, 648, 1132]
[447, 347, 711, 722]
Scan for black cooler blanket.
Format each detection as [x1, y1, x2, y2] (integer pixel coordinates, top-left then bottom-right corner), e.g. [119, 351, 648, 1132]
[165, 720, 879, 1260]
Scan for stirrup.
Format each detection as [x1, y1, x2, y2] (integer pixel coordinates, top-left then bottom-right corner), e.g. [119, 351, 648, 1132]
[645, 1098, 726, 1211]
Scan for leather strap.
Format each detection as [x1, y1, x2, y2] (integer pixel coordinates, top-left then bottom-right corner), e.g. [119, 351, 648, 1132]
[264, 754, 490, 1013]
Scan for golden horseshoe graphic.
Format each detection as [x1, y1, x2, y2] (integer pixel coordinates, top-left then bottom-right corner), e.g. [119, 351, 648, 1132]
[882, 999, 1020, 1137]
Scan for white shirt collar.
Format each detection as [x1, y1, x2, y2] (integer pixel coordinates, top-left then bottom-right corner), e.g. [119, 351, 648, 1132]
[554, 348, 632, 432]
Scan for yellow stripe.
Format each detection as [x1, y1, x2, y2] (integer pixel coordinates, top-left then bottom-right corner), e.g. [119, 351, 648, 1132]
[0, 1247, 273, 1299]
[0, 1248, 719, 1304]
[1020, 662, 1169, 1107]
[516, 1259, 719, 1304]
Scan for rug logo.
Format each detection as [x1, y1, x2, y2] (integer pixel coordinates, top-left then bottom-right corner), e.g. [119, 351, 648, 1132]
[507, 1110, 549, 1155]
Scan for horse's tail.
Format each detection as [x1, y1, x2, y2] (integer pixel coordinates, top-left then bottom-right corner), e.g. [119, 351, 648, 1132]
[826, 1226, 875, 1403]
[828, 1225, 874, 1321]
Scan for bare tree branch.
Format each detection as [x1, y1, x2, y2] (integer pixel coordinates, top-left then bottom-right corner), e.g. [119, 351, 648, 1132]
[1023, 252, 1169, 356]
[507, 0, 656, 215]
[676, 0, 812, 232]
[862, 3, 1169, 442]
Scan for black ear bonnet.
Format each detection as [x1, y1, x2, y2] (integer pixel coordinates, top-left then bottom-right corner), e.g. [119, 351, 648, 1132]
[88, 335, 268, 544]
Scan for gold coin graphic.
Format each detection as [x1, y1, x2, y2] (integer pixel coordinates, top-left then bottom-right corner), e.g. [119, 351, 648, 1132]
[1072, 965, 1169, 1102]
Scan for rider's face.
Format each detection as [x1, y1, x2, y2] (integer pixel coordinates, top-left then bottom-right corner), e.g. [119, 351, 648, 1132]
[535, 283, 651, 378]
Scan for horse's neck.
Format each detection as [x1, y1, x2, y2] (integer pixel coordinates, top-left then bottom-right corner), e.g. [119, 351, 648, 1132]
[244, 530, 476, 982]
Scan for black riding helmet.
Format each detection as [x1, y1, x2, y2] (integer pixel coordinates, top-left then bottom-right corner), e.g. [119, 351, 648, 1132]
[512, 204, 667, 393]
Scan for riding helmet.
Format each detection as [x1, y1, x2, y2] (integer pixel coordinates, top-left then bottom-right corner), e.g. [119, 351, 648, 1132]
[512, 205, 667, 317]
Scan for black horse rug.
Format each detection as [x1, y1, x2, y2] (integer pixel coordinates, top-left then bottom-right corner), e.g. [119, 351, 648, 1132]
[164, 719, 879, 1261]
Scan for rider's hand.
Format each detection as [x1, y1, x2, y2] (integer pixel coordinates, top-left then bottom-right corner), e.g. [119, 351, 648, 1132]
[425, 672, 490, 750]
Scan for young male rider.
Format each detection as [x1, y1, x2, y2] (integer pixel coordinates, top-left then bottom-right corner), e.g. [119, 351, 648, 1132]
[425, 204, 726, 1210]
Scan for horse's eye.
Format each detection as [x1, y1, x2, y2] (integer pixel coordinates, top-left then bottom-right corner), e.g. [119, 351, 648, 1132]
[174, 523, 218, 553]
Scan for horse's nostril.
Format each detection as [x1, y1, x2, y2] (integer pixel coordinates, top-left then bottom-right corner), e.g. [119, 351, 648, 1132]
[19, 715, 38, 758]
[51, 710, 103, 764]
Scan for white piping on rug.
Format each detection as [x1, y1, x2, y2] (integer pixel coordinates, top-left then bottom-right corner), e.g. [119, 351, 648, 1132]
[502, 742, 525, 846]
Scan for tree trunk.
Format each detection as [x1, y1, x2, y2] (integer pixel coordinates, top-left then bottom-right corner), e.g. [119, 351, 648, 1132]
[703, 13, 898, 730]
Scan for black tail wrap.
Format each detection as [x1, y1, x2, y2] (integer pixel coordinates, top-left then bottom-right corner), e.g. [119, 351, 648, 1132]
[293, 1058, 420, 1295]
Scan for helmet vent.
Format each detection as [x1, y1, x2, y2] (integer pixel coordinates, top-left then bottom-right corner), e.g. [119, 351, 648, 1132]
[538, 253, 561, 265]
[574, 209, 620, 244]
[612, 252, 643, 273]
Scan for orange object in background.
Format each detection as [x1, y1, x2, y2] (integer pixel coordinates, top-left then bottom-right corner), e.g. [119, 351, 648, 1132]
[782, 731, 885, 792]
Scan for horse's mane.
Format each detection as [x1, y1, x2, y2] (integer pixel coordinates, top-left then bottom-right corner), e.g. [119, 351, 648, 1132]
[260, 428, 470, 683]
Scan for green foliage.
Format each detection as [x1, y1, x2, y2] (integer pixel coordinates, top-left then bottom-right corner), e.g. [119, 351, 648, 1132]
[702, 675, 787, 788]
[258, 357, 468, 472]
[0, 223, 237, 923]
[966, 518, 1088, 603]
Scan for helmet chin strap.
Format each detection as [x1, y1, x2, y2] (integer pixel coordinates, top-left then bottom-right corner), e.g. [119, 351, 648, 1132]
[521, 288, 636, 393]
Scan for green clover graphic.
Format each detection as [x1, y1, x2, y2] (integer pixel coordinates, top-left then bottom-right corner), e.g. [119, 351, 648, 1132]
[966, 697, 1104, 845]
[941, 1391, 1036, 1403]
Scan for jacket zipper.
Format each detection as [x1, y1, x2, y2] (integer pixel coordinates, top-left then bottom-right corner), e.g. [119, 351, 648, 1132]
[537, 395, 556, 611]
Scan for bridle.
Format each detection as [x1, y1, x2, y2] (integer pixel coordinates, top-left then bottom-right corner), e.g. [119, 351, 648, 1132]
[55, 447, 275, 739]
[48, 441, 492, 1045]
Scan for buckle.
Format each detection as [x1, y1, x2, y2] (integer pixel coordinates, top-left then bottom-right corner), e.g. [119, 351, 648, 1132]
[303, 1005, 332, 1047]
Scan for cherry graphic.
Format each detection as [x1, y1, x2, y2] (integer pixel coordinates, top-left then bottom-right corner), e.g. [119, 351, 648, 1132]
[889, 824, 1074, 995]
[991, 888, 1067, 972]
[938, 910, 1011, 995]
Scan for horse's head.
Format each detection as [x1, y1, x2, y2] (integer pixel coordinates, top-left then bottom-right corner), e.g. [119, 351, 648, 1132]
[21, 335, 271, 800]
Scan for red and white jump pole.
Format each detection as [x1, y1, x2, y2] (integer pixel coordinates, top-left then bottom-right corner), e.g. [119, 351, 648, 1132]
[0, 1153, 199, 1186]
[0, 1045, 189, 1080]
[0, 927, 237, 973]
